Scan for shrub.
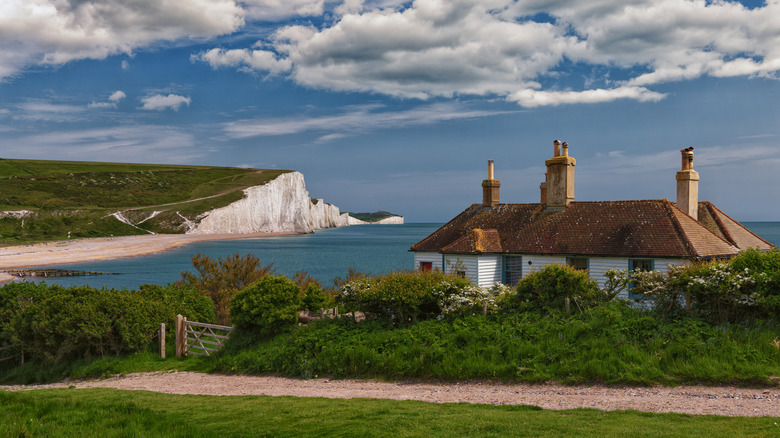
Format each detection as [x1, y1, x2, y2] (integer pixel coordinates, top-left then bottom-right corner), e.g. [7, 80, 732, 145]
[436, 282, 512, 319]
[0, 282, 213, 363]
[180, 252, 275, 325]
[629, 250, 780, 324]
[499, 264, 603, 314]
[291, 271, 334, 311]
[230, 275, 302, 336]
[337, 270, 472, 323]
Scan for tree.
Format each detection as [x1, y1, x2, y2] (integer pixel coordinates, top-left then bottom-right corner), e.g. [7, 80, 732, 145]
[180, 252, 275, 325]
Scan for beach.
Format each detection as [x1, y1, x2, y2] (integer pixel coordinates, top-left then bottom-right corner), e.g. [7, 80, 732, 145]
[0, 232, 296, 280]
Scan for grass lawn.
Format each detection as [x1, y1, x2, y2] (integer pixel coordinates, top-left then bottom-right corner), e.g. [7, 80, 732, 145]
[1, 388, 777, 437]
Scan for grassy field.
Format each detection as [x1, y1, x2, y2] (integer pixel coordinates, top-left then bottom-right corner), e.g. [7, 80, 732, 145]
[0, 158, 289, 243]
[1, 388, 777, 437]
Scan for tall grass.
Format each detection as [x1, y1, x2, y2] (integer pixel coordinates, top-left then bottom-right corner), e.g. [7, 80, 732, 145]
[215, 302, 780, 386]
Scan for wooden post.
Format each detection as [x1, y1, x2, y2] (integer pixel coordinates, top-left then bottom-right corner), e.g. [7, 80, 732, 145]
[565, 298, 571, 314]
[175, 314, 184, 358]
[159, 323, 166, 359]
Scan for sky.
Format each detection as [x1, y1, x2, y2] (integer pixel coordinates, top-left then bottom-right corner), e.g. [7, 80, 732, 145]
[1, 0, 779, 222]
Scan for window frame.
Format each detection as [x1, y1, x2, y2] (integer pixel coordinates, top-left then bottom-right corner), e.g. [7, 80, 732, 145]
[566, 257, 589, 271]
[628, 259, 654, 299]
[503, 255, 523, 286]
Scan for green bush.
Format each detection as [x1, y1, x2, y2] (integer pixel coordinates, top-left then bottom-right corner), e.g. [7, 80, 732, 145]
[230, 276, 302, 335]
[0, 282, 214, 363]
[632, 249, 780, 324]
[499, 264, 603, 314]
[301, 284, 331, 311]
[337, 270, 472, 322]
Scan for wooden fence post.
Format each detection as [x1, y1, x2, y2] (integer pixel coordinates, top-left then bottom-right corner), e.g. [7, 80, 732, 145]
[175, 314, 184, 358]
[565, 298, 571, 314]
[159, 323, 166, 359]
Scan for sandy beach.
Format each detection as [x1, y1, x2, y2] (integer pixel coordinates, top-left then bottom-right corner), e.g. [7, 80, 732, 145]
[0, 232, 295, 274]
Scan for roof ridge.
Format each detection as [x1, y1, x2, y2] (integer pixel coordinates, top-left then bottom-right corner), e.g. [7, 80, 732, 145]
[701, 200, 736, 246]
[662, 200, 697, 258]
[706, 201, 775, 248]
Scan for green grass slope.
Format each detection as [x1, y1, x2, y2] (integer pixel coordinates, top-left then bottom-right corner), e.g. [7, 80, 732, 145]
[0, 158, 289, 243]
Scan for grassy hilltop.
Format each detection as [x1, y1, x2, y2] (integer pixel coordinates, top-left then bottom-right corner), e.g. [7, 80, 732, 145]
[0, 158, 289, 244]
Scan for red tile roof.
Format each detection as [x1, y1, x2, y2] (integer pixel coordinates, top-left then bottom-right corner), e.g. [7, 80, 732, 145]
[696, 201, 775, 251]
[410, 199, 767, 259]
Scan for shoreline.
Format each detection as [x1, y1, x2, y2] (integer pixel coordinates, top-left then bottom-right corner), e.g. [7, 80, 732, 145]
[0, 232, 298, 272]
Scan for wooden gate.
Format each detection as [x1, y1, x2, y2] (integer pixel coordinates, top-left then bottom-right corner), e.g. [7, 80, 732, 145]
[175, 314, 233, 358]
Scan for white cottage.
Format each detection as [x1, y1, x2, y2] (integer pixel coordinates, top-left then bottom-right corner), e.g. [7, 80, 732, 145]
[410, 141, 774, 298]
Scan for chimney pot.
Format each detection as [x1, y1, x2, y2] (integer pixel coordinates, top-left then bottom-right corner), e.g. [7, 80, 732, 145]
[545, 139, 575, 210]
[676, 147, 699, 220]
[482, 160, 500, 208]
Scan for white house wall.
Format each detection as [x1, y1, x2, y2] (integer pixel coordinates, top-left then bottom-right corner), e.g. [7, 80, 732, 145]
[477, 255, 502, 286]
[416, 252, 689, 293]
[414, 252, 443, 271]
[443, 254, 480, 284]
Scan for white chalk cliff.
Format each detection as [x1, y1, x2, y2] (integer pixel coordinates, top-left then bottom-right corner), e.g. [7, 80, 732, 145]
[190, 171, 349, 234]
[348, 215, 405, 225]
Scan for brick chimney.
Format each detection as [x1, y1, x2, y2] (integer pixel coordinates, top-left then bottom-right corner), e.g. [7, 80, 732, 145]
[545, 140, 575, 210]
[676, 147, 699, 220]
[482, 160, 500, 208]
[539, 172, 548, 204]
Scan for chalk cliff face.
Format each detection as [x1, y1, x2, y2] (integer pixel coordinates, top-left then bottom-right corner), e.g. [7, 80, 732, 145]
[190, 171, 349, 234]
[348, 215, 405, 225]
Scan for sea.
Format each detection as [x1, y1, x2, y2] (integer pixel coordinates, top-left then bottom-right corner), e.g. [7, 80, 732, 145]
[21, 222, 780, 291]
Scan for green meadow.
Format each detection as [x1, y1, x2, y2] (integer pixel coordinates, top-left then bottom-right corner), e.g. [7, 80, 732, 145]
[1, 388, 776, 438]
[0, 158, 288, 242]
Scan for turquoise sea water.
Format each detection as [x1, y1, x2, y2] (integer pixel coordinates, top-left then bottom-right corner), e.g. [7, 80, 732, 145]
[22, 222, 780, 290]
[28, 223, 443, 290]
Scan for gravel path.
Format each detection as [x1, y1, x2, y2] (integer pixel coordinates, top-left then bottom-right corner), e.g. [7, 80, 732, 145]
[3, 372, 779, 417]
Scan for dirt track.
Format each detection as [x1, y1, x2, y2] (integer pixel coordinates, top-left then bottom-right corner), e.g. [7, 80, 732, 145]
[3, 372, 779, 417]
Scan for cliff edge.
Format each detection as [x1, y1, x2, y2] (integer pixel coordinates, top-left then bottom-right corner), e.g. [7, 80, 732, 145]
[190, 171, 349, 234]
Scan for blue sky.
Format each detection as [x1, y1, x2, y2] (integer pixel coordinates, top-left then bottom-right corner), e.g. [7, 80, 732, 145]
[1, 0, 779, 222]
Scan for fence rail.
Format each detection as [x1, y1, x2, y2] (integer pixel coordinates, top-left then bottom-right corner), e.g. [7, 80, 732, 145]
[174, 315, 233, 358]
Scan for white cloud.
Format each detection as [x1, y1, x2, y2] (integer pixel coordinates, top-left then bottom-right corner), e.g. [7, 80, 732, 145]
[88, 90, 127, 109]
[508, 85, 665, 107]
[222, 102, 512, 139]
[121, 60, 130, 70]
[13, 100, 86, 122]
[0, 0, 244, 79]
[139, 94, 192, 111]
[7, 125, 202, 163]
[109, 91, 126, 102]
[194, 48, 292, 74]
[195, 0, 780, 107]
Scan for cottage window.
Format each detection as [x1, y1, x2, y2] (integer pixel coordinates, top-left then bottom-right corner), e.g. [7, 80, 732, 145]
[455, 270, 467, 278]
[419, 261, 433, 272]
[566, 257, 589, 271]
[504, 255, 523, 285]
[628, 259, 654, 298]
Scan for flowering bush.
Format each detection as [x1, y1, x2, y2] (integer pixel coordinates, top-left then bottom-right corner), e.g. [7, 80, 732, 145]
[435, 282, 512, 319]
[625, 250, 780, 323]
